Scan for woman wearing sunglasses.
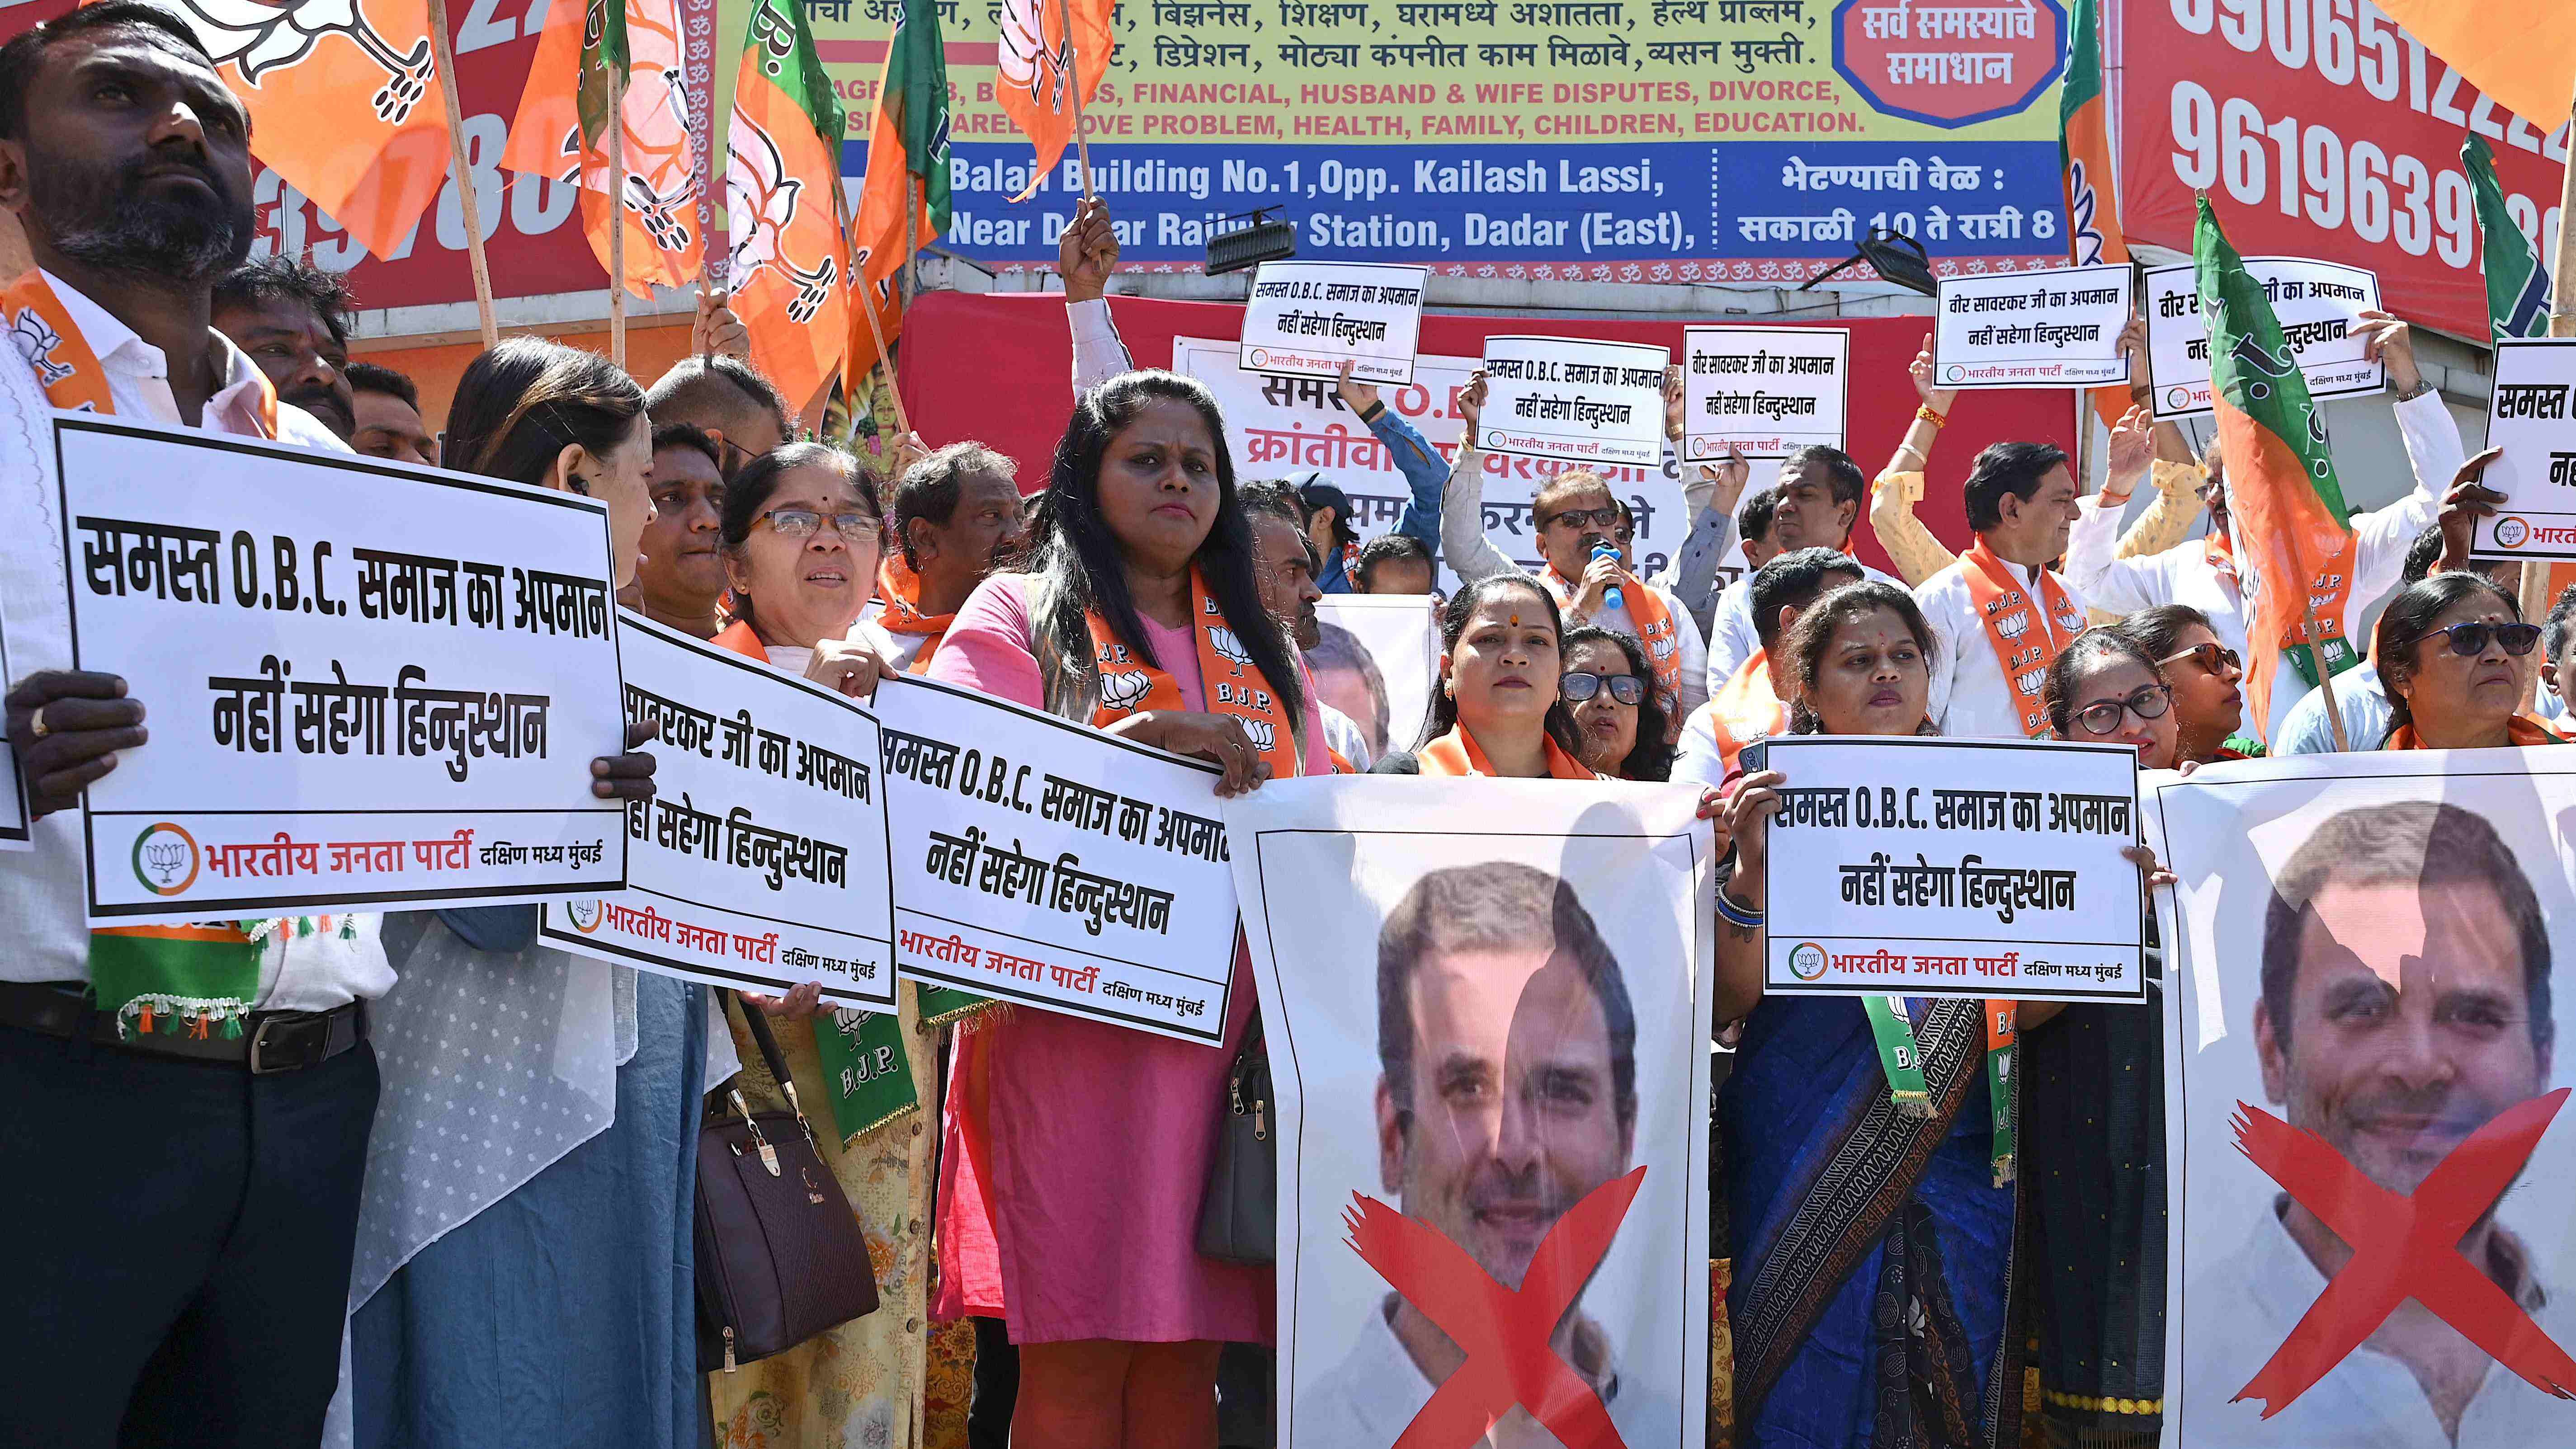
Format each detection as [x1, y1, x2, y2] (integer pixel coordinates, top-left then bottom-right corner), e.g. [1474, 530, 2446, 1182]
[1561, 625, 1673, 780]
[702, 441, 942, 1449]
[2106, 604, 2260, 764]
[2375, 571, 2561, 750]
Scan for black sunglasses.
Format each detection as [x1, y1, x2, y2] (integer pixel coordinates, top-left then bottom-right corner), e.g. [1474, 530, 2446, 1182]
[2072, 683, 2172, 737]
[2426, 621, 2541, 658]
[1541, 505, 1622, 531]
[1561, 671, 1645, 705]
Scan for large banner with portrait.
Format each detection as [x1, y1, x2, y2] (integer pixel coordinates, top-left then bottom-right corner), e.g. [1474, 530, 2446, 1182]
[1227, 778, 1714, 1449]
[2147, 751, 2576, 1449]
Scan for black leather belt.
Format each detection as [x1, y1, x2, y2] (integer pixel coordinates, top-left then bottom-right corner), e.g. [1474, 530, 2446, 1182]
[0, 981, 366, 1073]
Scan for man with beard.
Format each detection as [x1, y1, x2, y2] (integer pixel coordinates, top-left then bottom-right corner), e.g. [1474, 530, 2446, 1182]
[2182, 801, 2573, 1448]
[623, 421, 729, 638]
[0, 5, 398, 1444]
[212, 251, 355, 440]
[1307, 862, 1641, 1447]
[866, 441, 1027, 672]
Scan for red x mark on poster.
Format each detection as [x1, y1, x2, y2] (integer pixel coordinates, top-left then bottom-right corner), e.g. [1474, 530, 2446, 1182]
[2230, 1087, 2576, 1416]
[1342, 1165, 1647, 1449]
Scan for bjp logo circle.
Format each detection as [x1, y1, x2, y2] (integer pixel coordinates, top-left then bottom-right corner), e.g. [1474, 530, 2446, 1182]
[130, 822, 199, 897]
[565, 898, 605, 934]
[1788, 941, 1829, 981]
[2496, 516, 2531, 550]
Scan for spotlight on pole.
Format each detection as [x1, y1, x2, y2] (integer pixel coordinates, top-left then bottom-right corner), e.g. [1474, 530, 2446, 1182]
[1206, 207, 1297, 277]
[1800, 227, 1939, 297]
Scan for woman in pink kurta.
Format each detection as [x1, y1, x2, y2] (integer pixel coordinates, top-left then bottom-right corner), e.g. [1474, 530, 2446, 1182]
[927, 369, 1323, 1446]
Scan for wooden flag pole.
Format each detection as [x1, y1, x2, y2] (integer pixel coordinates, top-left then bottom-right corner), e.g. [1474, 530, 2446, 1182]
[1057, 0, 1095, 198]
[2302, 600, 2351, 753]
[2552, 98, 2576, 339]
[425, 0, 498, 351]
[855, 275, 913, 436]
[608, 68, 628, 371]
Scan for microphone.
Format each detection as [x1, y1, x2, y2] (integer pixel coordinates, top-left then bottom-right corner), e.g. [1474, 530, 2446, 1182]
[1592, 539, 1624, 614]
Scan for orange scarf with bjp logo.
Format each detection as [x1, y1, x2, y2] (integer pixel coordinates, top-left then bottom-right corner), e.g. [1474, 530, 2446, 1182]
[1084, 566, 1304, 782]
[1416, 724, 1602, 780]
[1959, 538, 2086, 739]
[4, 270, 278, 435]
[873, 552, 953, 672]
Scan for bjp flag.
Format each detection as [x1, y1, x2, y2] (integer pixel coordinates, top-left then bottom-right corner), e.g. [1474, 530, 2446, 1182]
[993, 0, 1111, 201]
[846, 0, 950, 383]
[147, 0, 448, 260]
[2058, 0, 2130, 432]
[723, 0, 850, 416]
[2368, 1, 2576, 136]
[503, 0, 705, 298]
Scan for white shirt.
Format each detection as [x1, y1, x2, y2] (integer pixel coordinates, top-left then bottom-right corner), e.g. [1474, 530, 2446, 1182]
[2060, 389, 2461, 743]
[0, 275, 381, 1005]
[1916, 552, 2091, 741]
[1318, 701, 1373, 772]
[2274, 663, 2395, 755]
[1296, 1292, 1624, 1449]
[2180, 1199, 2576, 1449]
[1703, 558, 1902, 696]
[1437, 446, 1711, 716]
[1070, 296, 1131, 395]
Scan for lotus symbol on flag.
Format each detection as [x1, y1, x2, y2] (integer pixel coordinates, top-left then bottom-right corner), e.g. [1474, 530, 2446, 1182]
[1208, 626, 1254, 672]
[7, 308, 75, 387]
[1097, 669, 1152, 712]
[2016, 667, 2048, 696]
[726, 115, 838, 324]
[1993, 609, 2030, 642]
[995, 0, 1075, 111]
[167, 0, 434, 124]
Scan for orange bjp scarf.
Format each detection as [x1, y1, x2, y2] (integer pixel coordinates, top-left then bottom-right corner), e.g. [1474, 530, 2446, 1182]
[1958, 538, 2086, 739]
[1416, 724, 1601, 779]
[1085, 567, 1303, 781]
[2385, 715, 2561, 751]
[874, 552, 953, 672]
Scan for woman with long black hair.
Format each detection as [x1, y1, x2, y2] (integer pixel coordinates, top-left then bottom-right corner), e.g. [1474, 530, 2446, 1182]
[925, 371, 1324, 1448]
[1371, 574, 1599, 778]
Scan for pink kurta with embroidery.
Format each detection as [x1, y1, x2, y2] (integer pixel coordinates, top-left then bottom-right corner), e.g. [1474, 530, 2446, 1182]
[928, 574, 1317, 1344]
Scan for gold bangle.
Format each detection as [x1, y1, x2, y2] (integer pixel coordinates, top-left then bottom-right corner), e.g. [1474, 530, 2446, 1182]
[1915, 404, 1949, 428]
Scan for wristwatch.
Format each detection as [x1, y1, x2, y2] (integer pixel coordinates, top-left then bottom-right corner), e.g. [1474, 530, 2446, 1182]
[2394, 378, 2435, 402]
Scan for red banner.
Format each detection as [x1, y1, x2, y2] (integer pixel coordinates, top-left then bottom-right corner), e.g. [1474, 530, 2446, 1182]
[0, 0, 719, 314]
[2114, 0, 2569, 341]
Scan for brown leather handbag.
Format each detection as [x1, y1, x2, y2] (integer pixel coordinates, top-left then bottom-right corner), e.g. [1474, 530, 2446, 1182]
[695, 990, 881, 1373]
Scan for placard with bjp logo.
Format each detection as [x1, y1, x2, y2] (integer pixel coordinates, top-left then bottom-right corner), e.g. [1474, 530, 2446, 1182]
[1226, 778, 1714, 1449]
[2147, 750, 2576, 1449]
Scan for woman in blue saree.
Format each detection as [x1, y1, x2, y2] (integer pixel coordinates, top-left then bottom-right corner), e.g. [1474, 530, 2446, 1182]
[1710, 583, 2169, 1448]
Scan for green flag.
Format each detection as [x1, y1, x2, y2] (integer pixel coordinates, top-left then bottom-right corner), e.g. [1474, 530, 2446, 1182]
[2464, 133, 2552, 341]
[812, 1006, 920, 1144]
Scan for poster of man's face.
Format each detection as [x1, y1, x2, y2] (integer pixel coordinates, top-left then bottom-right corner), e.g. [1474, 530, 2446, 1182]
[2151, 755, 2576, 1449]
[1231, 783, 1711, 1449]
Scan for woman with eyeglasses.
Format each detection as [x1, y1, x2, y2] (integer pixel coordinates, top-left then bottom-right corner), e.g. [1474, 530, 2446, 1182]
[2106, 604, 2259, 764]
[1561, 625, 1673, 780]
[2375, 571, 2561, 750]
[697, 441, 939, 1449]
[2024, 627, 2183, 1449]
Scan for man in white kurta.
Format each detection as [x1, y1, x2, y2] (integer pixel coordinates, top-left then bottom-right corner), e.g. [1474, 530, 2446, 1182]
[1700, 446, 1903, 694]
[1916, 442, 2091, 739]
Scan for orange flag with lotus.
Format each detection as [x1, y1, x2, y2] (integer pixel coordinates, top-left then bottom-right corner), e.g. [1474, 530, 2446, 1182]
[993, 0, 1111, 200]
[147, 0, 448, 259]
[502, 0, 704, 299]
[2365, 0, 2576, 135]
[724, 0, 850, 416]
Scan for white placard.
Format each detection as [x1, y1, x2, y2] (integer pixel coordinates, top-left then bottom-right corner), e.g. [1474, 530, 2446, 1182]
[0, 586, 27, 851]
[1933, 263, 2135, 390]
[1681, 326, 1850, 462]
[1760, 735, 2146, 1002]
[1477, 334, 1672, 468]
[875, 672, 1241, 1044]
[540, 616, 896, 1006]
[1240, 260, 1430, 385]
[1174, 337, 1687, 594]
[56, 415, 627, 922]
[2144, 258, 2384, 420]
[1310, 593, 1440, 763]
[2146, 749, 2576, 1449]
[1226, 777, 1713, 1449]
[2474, 338, 2576, 561]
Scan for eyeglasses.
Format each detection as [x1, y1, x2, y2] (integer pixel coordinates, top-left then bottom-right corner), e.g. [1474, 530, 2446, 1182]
[761, 508, 882, 542]
[1541, 505, 1622, 531]
[2426, 621, 2542, 658]
[2159, 641, 2243, 678]
[1560, 671, 1645, 705]
[2071, 683, 2172, 737]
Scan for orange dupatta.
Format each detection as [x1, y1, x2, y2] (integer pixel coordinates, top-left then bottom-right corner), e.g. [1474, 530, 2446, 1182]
[3, 271, 277, 436]
[2385, 716, 2561, 751]
[1085, 566, 1303, 781]
[1958, 538, 2086, 739]
[874, 552, 953, 672]
[1704, 649, 1788, 776]
[1416, 724, 1602, 780]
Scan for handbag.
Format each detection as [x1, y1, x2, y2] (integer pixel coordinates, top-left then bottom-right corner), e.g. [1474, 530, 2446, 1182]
[694, 990, 881, 1373]
[1195, 1012, 1275, 1266]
